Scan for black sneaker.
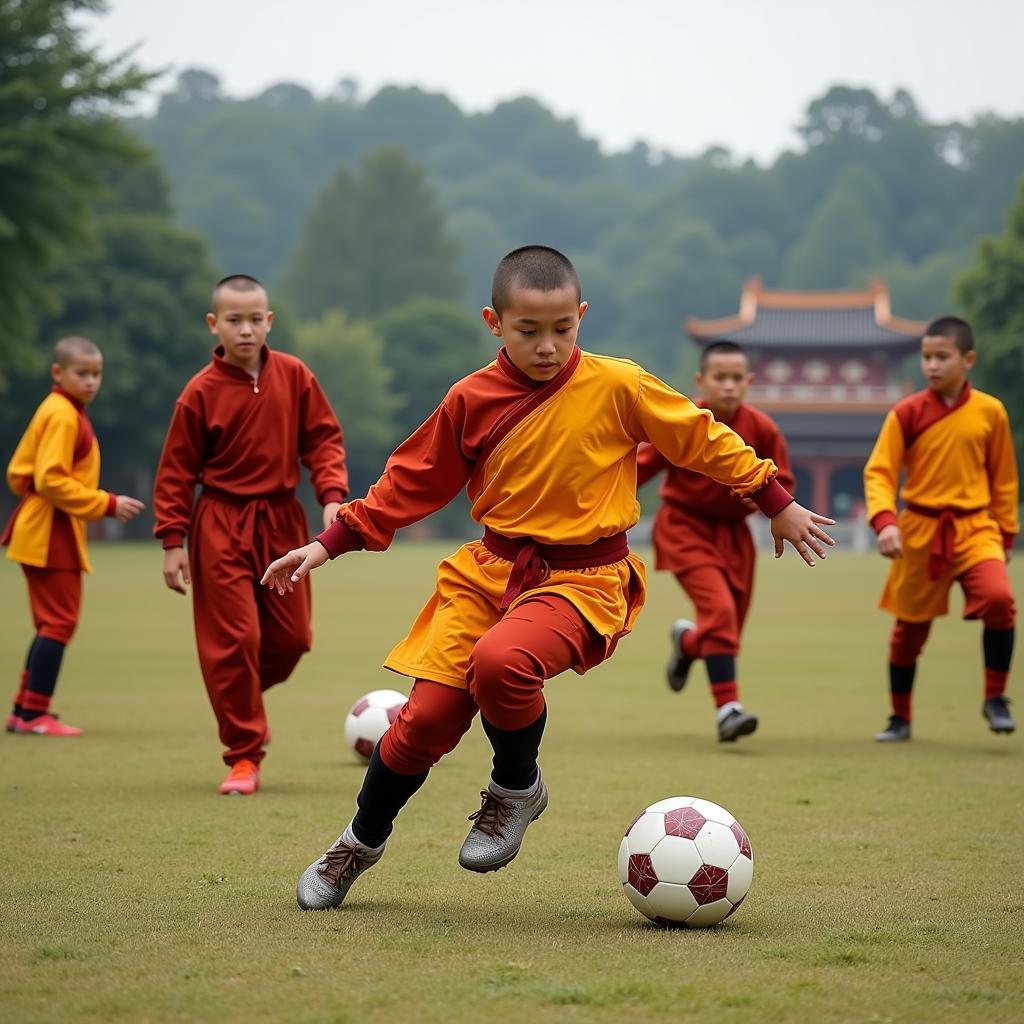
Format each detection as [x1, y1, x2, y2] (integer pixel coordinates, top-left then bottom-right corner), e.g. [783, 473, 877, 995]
[666, 619, 696, 693]
[982, 695, 1015, 734]
[717, 707, 758, 742]
[875, 715, 911, 742]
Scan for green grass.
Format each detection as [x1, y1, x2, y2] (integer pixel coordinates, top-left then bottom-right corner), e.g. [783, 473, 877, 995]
[1, 543, 1022, 1023]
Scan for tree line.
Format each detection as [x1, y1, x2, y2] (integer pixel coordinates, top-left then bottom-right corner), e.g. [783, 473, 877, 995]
[3, 1, 1024, 537]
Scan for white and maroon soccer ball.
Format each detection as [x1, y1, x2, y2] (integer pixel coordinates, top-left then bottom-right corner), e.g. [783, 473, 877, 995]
[618, 796, 753, 927]
[343, 689, 407, 763]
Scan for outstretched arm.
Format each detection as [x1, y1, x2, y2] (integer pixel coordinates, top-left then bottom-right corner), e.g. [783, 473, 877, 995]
[262, 540, 329, 593]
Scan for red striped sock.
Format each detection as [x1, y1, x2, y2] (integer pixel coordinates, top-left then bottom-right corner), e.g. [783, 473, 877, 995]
[891, 691, 912, 721]
[985, 668, 1009, 701]
[710, 681, 738, 708]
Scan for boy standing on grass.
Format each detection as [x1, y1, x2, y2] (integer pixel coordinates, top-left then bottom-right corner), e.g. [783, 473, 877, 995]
[153, 275, 348, 795]
[3, 336, 145, 736]
[262, 245, 835, 911]
[636, 340, 794, 743]
[864, 316, 1018, 742]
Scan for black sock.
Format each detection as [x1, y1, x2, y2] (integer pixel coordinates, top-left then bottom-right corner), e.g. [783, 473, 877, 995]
[983, 628, 1014, 673]
[351, 745, 429, 849]
[12, 638, 40, 717]
[889, 663, 915, 721]
[22, 637, 66, 722]
[481, 705, 547, 791]
[704, 654, 736, 685]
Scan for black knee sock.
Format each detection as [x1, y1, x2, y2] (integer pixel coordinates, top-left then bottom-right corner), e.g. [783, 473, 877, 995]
[481, 705, 547, 791]
[22, 637, 65, 722]
[889, 663, 915, 720]
[983, 627, 1014, 672]
[351, 745, 429, 848]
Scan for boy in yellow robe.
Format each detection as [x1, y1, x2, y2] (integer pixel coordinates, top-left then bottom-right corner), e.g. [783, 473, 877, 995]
[262, 246, 835, 910]
[3, 336, 145, 735]
[864, 316, 1018, 741]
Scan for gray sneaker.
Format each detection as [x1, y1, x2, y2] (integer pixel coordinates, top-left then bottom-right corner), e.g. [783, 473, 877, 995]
[875, 715, 911, 742]
[458, 775, 548, 873]
[718, 707, 758, 742]
[667, 619, 696, 693]
[983, 696, 1015, 734]
[296, 834, 384, 910]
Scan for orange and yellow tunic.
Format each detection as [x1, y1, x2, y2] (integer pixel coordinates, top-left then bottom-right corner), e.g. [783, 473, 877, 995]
[318, 348, 790, 689]
[3, 388, 116, 572]
[864, 382, 1018, 621]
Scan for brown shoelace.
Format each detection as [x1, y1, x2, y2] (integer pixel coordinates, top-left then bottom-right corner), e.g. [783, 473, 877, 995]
[317, 843, 364, 888]
[467, 790, 512, 838]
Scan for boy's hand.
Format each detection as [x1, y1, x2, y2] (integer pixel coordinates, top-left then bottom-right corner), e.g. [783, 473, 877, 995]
[115, 495, 146, 522]
[322, 501, 342, 531]
[770, 502, 836, 566]
[163, 547, 191, 594]
[262, 541, 329, 594]
[877, 524, 903, 559]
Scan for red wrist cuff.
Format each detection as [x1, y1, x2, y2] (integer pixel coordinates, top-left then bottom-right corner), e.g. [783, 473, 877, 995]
[316, 519, 365, 559]
[105, 493, 118, 517]
[1003, 532, 1016, 551]
[871, 511, 899, 534]
[318, 488, 347, 506]
[160, 531, 185, 550]
[752, 479, 794, 518]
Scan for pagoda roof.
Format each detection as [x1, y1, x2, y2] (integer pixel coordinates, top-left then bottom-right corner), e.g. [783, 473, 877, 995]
[686, 278, 928, 348]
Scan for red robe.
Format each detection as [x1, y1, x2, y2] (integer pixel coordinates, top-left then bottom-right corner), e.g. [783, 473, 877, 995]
[637, 402, 794, 655]
[153, 344, 348, 766]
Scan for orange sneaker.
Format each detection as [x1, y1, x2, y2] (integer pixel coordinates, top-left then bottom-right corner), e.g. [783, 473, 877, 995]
[12, 713, 83, 737]
[219, 759, 260, 796]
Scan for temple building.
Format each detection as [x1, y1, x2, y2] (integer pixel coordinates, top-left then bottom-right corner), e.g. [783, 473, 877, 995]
[686, 277, 928, 517]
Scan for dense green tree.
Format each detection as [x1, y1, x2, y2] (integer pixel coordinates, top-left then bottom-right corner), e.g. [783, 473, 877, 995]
[282, 148, 462, 320]
[0, 0, 151, 383]
[292, 311, 401, 497]
[956, 178, 1024, 464]
[373, 298, 490, 440]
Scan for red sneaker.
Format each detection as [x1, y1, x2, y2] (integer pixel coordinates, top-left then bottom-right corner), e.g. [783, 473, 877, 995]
[12, 713, 83, 737]
[219, 759, 260, 796]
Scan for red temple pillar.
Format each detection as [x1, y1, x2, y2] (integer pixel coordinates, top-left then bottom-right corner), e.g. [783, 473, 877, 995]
[803, 457, 832, 516]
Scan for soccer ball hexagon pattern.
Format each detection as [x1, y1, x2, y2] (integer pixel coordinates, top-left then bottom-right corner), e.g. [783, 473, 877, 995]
[618, 796, 753, 927]
[343, 689, 408, 763]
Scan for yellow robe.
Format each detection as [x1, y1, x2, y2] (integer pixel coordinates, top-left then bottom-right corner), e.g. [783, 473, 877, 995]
[5, 392, 111, 572]
[864, 385, 1018, 621]
[334, 350, 781, 689]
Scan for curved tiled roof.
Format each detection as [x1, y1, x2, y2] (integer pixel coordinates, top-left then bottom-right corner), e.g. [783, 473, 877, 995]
[686, 277, 927, 348]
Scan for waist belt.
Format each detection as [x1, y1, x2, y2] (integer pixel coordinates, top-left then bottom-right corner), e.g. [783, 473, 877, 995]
[906, 503, 986, 581]
[200, 486, 296, 507]
[481, 527, 629, 612]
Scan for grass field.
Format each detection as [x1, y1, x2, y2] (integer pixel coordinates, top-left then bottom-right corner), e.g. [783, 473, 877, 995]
[2, 543, 1022, 1024]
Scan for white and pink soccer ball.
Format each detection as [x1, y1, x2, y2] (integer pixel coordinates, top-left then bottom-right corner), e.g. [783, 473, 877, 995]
[343, 689, 407, 763]
[618, 796, 753, 927]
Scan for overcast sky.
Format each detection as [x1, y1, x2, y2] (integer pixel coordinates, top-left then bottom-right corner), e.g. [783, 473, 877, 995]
[90, 0, 1024, 163]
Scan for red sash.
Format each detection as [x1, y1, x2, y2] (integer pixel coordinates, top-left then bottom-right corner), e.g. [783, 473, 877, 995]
[906, 503, 986, 580]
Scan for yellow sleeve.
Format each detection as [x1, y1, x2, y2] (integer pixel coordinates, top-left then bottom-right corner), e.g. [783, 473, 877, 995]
[627, 370, 777, 496]
[34, 410, 110, 520]
[863, 411, 904, 529]
[987, 403, 1019, 540]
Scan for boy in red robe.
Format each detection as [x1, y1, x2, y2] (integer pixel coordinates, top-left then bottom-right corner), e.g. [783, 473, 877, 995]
[262, 246, 835, 910]
[637, 341, 794, 742]
[4, 336, 145, 736]
[153, 275, 348, 794]
[864, 316, 1017, 741]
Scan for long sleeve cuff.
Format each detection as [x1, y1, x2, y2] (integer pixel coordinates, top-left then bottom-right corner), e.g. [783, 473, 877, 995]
[752, 479, 794, 518]
[105, 493, 118, 517]
[1004, 532, 1016, 551]
[160, 531, 186, 550]
[318, 488, 347, 506]
[316, 518, 366, 559]
[870, 511, 899, 534]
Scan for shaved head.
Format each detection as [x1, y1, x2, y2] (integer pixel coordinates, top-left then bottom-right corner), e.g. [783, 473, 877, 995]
[53, 335, 101, 366]
[212, 274, 267, 311]
[491, 245, 580, 315]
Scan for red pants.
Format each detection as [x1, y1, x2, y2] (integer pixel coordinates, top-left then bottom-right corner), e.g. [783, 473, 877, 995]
[190, 493, 312, 765]
[22, 566, 81, 645]
[674, 562, 752, 657]
[890, 559, 1016, 663]
[379, 594, 604, 775]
